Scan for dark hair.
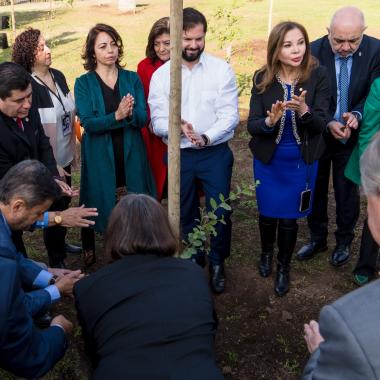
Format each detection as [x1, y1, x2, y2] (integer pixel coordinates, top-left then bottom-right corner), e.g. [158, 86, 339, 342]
[0, 62, 31, 99]
[82, 23, 124, 71]
[255, 21, 317, 93]
[145, 17, 170, 61]
[0, 160, 61, 208]
[12, 28, 41, 73]
[105, 194, 178, 260]
[183, 7, 207, 33]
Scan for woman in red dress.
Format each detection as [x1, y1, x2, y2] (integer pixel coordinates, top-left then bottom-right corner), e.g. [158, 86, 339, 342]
[137, 17, 170, 201]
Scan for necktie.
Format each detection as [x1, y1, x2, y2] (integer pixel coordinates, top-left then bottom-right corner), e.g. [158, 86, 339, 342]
[339, 57, 349, 122]
[338, 57, 349, 144]
[16, 117, 24, 131]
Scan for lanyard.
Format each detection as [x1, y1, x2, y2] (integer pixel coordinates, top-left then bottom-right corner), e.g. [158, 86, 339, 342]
[33, 70, 67, 113]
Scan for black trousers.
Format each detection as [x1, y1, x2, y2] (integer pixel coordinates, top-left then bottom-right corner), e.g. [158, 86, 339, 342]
[354, 218, 379, 277]
[43, 166, 72, 265]
[81, 227, 95, 252]
[307, 142, 360, 246]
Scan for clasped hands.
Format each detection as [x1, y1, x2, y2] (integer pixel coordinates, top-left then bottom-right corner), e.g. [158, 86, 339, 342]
[181, 119, 206, 147]
[115, 93, 134, 121]
[265, 90, 308, 127]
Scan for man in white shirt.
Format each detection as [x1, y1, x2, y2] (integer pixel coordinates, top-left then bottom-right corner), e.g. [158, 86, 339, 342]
[149, 7, 239, 294]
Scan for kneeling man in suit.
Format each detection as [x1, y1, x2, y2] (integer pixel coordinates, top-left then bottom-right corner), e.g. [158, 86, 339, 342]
[0, 160, 77, 378]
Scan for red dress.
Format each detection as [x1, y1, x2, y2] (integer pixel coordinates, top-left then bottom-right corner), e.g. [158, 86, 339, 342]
[137, 57, 168, 201]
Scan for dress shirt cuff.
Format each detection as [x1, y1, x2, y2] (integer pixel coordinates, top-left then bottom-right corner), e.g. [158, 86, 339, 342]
[204, 127, 233, 145]
[33, 269, 53, 288]
[33, 212, 49, 229]
[151, 120, 168, 138]
[45, 285, 61, 303]
[351, 110, 362, 122]
[51, 323, 66, 332]
[260, 118, 277, 133]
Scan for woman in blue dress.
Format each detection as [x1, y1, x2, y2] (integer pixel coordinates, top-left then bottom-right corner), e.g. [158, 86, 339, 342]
[247, 21, 329, 296]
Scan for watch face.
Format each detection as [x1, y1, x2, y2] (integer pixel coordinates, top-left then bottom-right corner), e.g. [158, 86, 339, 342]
[55, 215, 62, 224]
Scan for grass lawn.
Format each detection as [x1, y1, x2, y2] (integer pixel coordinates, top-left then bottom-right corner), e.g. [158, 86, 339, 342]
[0, 0, 379, 379]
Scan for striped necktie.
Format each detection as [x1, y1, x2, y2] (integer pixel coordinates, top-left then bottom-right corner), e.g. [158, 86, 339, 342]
[338, 56, 349, 122]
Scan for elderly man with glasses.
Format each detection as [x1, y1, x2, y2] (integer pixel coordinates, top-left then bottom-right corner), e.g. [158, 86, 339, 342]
[296, 6, 380, 268]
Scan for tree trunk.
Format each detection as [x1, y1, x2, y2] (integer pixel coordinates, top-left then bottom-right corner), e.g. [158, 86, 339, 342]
[10, 0, 15, 41]
[168, 0, 183, 240]
[50, 0, 53, 19]
[226, 43, 232, 63]
[268, 0, 273, 36]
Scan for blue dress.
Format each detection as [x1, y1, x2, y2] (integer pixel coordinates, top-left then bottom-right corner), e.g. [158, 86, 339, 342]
[254, 84, 318, 219]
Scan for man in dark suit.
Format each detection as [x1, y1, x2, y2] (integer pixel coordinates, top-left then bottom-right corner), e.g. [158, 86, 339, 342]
[302, 132, 380, 380]
[0, 160, 76, 378]
[297, 7, 380, 266]
[0, 62, 96, 267]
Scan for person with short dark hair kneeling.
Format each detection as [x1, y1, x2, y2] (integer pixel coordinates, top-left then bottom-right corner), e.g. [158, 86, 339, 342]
[74, 194, 224, 380]
[0, 160, 77, 378]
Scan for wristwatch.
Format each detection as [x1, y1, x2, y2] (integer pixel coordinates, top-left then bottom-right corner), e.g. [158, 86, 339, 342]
[48, 275, 59, 285]
[201, 134, 210, 146]
[54, 212, 62, 225]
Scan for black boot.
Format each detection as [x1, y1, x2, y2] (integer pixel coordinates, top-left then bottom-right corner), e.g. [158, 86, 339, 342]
[258, 215, 277, 277]
[275, 219, 298, 297]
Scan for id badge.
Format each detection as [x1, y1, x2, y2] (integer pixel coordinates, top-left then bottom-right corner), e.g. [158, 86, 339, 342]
[62, 112, 72, 136]
[299, 189, 312, 212]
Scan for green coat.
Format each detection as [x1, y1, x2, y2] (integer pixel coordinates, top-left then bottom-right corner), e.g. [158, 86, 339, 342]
[75, 69, 156, 232]
[345, 78, 380, 185]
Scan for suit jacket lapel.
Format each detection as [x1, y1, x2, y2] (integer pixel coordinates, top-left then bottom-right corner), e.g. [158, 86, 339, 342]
[323, 40, 337, 105]
[1, 114, 32, 148]
[22, 117, 38, 153]
[349, 48, 363, 108]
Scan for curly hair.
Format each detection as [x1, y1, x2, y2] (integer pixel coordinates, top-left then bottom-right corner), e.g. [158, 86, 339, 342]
[82, 24, 124, 71]
[12, 28, 41, 73]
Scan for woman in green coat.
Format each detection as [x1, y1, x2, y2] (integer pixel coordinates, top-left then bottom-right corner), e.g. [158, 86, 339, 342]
[345, 77, 380, 285]
[75, 23, 155, 266]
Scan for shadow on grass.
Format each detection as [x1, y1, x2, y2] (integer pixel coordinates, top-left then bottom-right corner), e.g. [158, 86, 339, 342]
[14, 9, 66, 28]
[48, 31, 78, 48]
[0, 47, 11, 62]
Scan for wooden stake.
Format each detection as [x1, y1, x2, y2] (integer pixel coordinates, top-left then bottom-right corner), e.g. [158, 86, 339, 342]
[168, 0, 183, 239]
[268, 0, 273, 37]
[10, 0, 16, 41]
